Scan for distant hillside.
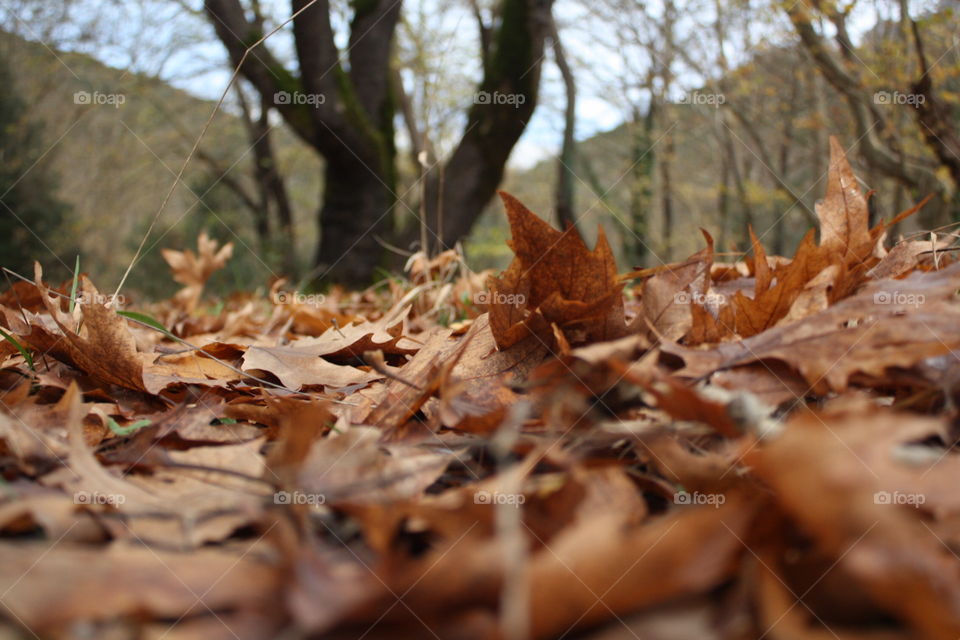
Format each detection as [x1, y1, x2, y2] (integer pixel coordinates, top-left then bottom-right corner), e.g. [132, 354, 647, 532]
[0, 31, 321, 298]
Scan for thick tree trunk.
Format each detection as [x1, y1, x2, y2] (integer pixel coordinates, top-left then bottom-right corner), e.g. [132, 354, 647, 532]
[207, 0, 549, 282]
[315, 158, 393, 284]
[205, 0, 399, 286]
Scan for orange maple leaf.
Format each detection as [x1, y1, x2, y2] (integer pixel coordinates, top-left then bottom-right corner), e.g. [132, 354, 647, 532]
[487, 192, 626, 350]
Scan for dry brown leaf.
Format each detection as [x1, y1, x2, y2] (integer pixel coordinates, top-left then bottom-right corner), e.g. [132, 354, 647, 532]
[817, 136, 872, 262]
[30, 265, 151, 393]
[40, 383, 268, 548]
[869, 233, 951, 280]
[752, 407, 960, 639]
[286, 309, 420, 360]
[643, 377, 741, 438]
[0, 542, 281, 636]
[162, 231, 234, 313]
[640, 231, 714, 341]
[488, 191, 626, 350]
[295, 426, 454, 504]
[685, 142, 927, 343]
[359, 326, 460, 432]
[667, 261, 960, 392]
[439, 313, 548, 433]
[241, 345, 384, 391]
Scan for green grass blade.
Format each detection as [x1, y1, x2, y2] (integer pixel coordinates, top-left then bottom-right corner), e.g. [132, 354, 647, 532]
[0, 327, 34, 371]
[68, 255, 80, 313]
[107, 417, 152, 437]
[117, 310, 170, 335]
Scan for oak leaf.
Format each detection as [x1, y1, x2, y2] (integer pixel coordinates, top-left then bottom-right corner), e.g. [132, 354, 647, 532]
[161, 231, 234, 313]
[241, 344, 385, 391]
[28, 264, 151, 393]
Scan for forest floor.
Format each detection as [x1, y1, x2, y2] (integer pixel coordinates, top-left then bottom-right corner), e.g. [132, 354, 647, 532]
[0, 136, 958, 639]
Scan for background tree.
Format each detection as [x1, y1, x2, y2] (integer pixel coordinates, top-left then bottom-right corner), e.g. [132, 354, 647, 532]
[205, 0, 556, 285]
[550, 10, 579, 232]
[785, 0, 955, 226]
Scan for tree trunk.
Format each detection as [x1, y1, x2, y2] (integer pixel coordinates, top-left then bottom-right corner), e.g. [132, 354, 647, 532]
[417, 0, 555, 254]
[235, 85, 299, 277]
[315, 158, 393, 284]
[206, 0, 550, 282]
[659, 129, 675, 258]
[626, 104, 655, 267]
[254, 96, 297, 278]
[205, 0, 399, 286]
[718, 148, 731, 252]
[550, 12, 578, 231]
[907, 13, 960, 200]
[718, 115, 753, 247]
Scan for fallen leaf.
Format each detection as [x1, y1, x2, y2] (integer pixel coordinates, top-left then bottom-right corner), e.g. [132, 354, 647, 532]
[666, 261, 960, 393]
[641, 231, 714, 341]
[241, 345, 384, 391]
[488, 191, 626, 349]
[162, 231, 234, 313]
[817, 136, 872, 262]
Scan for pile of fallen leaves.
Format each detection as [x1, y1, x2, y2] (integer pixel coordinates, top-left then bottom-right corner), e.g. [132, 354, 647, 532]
[1, 137, 960, 639]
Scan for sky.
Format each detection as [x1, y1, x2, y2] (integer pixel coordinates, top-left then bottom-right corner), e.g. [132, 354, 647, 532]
[3, 0, 636, 169]
[3, 0, 920, 169]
